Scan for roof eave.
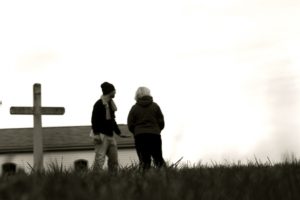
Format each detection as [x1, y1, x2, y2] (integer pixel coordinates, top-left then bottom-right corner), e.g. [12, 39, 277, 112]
[0, 144, 135, 154]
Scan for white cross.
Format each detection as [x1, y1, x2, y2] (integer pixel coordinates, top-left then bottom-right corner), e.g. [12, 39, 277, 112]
[10, 83, 65, 172]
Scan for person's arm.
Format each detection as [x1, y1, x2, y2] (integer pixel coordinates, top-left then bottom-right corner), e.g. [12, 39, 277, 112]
[127, 106, 136, 134]
[113, 119, 121, 135]
[156, 104, 165, 130]
[91, 101, 103, 135]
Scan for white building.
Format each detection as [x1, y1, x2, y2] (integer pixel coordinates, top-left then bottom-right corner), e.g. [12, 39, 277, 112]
[0, 125, 137, 175]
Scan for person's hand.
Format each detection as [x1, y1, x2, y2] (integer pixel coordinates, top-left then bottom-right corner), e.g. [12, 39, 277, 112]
[94, 134, 103, 143]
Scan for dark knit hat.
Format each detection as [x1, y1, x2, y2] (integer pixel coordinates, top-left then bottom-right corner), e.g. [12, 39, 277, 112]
[101, 82, 115, 95]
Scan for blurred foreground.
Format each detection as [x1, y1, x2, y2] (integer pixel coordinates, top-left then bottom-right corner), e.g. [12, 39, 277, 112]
[1, 159, 300, 200]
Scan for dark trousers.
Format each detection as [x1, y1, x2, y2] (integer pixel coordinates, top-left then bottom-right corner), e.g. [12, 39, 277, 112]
[134, 133, 165, 170]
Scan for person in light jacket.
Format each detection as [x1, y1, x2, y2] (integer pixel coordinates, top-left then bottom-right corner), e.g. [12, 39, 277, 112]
[91, 82, 127, 172]
[127, 87, 165, 169]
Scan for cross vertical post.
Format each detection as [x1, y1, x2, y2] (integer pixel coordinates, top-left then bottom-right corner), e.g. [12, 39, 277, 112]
[33, 84, 43, 171]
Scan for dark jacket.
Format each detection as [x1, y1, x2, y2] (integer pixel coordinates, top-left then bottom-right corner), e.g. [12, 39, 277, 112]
[91, 99, 121, 137]
[127, 96, 164, 135]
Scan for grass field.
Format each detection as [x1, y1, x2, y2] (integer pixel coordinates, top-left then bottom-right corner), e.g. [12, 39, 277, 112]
[1, 160, 300, 200]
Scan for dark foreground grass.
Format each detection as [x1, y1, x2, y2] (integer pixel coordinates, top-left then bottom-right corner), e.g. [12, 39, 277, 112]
[1, 161, 300, 200]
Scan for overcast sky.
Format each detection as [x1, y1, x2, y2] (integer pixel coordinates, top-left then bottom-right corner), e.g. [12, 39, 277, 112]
[1, 0, 300, 163]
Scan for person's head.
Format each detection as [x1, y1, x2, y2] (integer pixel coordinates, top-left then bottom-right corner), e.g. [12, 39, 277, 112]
[135, 87, 151, 101]
[101, 82, 116, 98]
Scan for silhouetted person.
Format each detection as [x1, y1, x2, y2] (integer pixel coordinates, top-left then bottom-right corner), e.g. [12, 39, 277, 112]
[127, 87, 165, 170]
[91, 82, 126, 172]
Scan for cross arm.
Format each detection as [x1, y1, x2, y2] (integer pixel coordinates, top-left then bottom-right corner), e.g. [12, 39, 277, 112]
[10, 107, 65, 115]
[41, 107, 65, 115]
[10, 107, 34, 115]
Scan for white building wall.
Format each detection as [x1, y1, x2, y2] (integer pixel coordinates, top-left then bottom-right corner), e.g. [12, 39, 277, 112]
[0, 149, 138, 174]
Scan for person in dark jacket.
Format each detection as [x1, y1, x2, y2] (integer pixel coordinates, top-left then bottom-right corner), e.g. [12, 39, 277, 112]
[91, 82, 127, 172]
[127, 87, 165, 169]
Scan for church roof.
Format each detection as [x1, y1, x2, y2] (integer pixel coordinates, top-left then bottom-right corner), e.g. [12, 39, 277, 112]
[0, 125, 134, 154]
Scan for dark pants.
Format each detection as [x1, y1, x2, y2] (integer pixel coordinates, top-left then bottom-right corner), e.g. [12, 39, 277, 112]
[134, 133, 165, 170]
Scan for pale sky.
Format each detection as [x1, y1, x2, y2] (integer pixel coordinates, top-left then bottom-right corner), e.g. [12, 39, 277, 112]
[1, 0, 300, 163]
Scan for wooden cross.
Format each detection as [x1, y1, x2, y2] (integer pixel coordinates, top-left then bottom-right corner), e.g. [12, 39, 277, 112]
[10, 83, 65, 172]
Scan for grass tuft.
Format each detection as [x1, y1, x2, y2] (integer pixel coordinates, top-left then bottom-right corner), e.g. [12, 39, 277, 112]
[1, 160, 300, 200]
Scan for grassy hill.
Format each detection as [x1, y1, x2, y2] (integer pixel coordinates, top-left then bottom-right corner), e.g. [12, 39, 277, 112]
[1, 160, 300, 200]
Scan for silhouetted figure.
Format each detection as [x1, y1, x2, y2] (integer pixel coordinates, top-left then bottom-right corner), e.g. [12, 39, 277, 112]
[128, 87, 165, 170]
[91, 82, 126, 172]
